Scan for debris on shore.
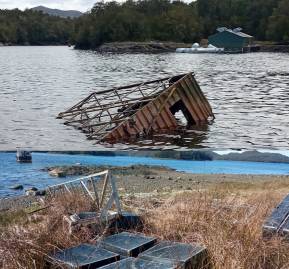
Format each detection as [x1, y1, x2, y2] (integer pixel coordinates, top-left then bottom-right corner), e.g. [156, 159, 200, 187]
[2, 169, 289, 268]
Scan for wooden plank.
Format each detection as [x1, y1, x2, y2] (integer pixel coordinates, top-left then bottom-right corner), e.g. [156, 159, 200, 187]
[150, 98, 169, 130]
[176, 83, 203, 123]
[181, 80, 208, 120]
[91, 177, 100, 209]
[156, 94, 176, 129]
[100, 172, 109, 208]
[147, 87, 178, 132]
[188, 75, 214, 117]
[263, 194, 289, 236]
[141, 105, 161, 131]
[110, 175, 122, 214]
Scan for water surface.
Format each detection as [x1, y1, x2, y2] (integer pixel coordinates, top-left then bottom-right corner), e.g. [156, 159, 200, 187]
[1, 46, 289, 150]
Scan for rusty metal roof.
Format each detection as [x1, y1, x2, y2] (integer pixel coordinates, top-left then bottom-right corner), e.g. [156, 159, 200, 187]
[57, 73, 214, 143]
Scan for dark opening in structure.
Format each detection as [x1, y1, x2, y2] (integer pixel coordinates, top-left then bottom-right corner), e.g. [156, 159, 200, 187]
[169, 100, 196, 127]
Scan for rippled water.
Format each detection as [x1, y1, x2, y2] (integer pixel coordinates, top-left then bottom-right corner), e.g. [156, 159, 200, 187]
[1, 46, 289, 150]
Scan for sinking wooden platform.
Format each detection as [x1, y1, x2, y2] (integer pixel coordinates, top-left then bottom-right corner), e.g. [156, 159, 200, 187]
[58, 73, 214, 143]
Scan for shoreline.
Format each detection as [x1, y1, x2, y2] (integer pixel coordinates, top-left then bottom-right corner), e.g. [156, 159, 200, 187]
[2, 149, 289, 163]
[1, 164, 289, 212]
[2, 165, 289, 268]
[91, 41, 289, 53]
[93, 41, 191, 53]
[2, 42, 288, 53]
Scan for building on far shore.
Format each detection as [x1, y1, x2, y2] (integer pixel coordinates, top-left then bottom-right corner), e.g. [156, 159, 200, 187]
[208, 27, 258, 52]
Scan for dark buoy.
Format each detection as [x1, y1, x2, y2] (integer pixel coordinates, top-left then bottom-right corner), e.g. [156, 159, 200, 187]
[16, 149, 32, 163]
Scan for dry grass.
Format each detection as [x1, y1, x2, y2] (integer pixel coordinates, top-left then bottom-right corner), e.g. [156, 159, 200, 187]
[143, 190, 289, 269]
[1, 180, 289, 268]
[0, 191, 99, 268]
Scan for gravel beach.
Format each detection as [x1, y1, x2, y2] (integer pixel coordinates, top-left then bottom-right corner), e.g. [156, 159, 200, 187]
[2, 164, 289, 212]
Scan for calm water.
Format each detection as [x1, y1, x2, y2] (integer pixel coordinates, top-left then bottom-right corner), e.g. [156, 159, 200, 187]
[1, 46, 289, 150]
[1, 152, 289, 197]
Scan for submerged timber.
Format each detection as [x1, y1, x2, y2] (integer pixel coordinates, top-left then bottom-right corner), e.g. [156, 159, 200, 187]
[58, 73, 214, 143]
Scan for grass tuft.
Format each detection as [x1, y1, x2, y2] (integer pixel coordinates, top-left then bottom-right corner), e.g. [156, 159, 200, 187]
[1, 181, 289, 268]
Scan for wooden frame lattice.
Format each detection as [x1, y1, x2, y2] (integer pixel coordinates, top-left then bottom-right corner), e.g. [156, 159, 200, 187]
[57, 75, 181, 141]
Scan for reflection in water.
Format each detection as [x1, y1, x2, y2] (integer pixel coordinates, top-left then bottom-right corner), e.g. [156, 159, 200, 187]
[128, 124, 210, 150]
[0, 46, 289, 150]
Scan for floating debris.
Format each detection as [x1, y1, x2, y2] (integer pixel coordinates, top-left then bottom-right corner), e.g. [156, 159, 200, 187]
[58, 73, 214, 143]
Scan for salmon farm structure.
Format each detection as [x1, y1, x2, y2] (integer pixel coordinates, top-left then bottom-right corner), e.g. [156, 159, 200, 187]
[57, 73, 214, 143]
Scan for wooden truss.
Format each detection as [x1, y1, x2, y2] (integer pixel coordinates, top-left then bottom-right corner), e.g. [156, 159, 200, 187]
[57, 72, 214, 143]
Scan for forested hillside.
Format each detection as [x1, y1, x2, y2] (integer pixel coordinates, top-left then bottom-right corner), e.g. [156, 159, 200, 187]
[0, 0, 289, 48]
[73, 0, 289, 49]
[0, 9, 73, 45]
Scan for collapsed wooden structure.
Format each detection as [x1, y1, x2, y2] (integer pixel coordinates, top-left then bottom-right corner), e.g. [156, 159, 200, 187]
[57, 72, 214, 143]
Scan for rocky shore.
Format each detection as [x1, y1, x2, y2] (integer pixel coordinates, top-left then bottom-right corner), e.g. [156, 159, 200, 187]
[259, 44, 289, 53]
[2, 164, 288, 212]
[92, 41, 289, 53]
[43, 164, 289, 194]
[95, 41, 191, 53]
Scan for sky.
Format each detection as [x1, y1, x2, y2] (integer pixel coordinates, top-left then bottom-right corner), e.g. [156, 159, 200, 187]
[0, 0, 98, 12]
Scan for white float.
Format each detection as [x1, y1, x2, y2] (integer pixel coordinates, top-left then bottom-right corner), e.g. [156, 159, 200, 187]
[176, 43, 224, 53]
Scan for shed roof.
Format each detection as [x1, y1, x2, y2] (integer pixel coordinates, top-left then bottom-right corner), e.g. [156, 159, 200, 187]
[226, 29, 253, 38]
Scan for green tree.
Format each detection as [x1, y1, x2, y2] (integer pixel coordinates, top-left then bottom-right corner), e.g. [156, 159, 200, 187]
[267, 0, 289, 41]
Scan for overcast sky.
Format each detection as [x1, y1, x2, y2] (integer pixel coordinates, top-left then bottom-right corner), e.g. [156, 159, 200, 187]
[0, 0, 98, 12]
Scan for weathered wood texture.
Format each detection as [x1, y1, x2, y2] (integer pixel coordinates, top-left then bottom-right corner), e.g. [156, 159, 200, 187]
[58, 73, 214, 143]
[263, 194, 289, 237]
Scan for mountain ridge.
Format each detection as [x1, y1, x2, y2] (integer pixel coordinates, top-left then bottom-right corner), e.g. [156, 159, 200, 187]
[31, 5, 83, 18]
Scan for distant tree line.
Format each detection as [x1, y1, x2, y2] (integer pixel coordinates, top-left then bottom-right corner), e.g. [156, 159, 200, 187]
[0, 0, 289, 47]
[0, 9, 73, 45]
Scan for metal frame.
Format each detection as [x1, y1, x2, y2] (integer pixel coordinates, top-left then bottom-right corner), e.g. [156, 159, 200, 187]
[47, 170, 122, 218]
